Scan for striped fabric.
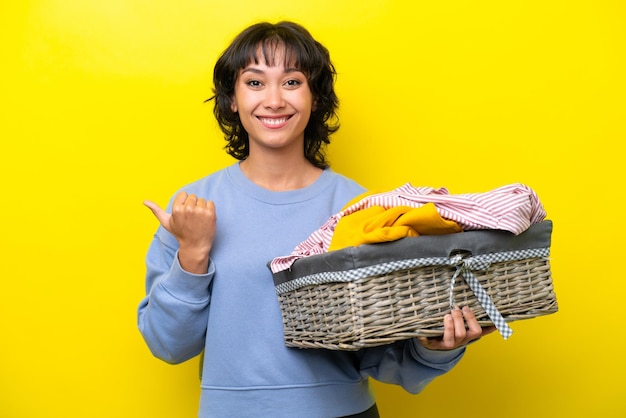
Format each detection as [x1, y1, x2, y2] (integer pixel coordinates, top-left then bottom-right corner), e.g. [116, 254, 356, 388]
[270, 183, 546, 273]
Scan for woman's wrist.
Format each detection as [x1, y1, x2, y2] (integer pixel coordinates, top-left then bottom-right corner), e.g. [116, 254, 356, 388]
[177, 245, 210, 274]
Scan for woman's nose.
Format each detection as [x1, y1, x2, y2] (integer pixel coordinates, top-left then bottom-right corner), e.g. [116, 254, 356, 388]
[263, 86, 285, 109]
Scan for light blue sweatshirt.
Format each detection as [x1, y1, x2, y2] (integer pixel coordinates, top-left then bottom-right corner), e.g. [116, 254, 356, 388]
[138, 163, 465, 418]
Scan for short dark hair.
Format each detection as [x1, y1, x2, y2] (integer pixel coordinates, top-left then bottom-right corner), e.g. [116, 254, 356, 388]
[211, 21, 339, 169]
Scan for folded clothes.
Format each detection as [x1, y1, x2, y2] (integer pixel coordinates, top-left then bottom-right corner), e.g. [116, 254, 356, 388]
[328, 203, 463, 251]
[270, 183, 546, 273]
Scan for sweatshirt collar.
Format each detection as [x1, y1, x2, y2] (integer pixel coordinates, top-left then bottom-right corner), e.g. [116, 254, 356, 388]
[226, 162, 334, 205]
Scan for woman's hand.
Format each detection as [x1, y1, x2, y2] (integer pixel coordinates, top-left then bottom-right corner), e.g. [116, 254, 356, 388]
[417, 306, 496, 350]
[144, 192, 216, 274]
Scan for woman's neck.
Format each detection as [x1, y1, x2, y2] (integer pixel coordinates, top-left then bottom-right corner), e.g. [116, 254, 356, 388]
[239, 155, 323, 192]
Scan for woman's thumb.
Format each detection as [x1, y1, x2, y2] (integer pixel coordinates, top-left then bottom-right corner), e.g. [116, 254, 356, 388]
[143, 200, 171, 230]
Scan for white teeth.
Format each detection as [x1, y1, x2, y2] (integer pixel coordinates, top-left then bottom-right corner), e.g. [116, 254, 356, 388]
[259, 117, 288, 125]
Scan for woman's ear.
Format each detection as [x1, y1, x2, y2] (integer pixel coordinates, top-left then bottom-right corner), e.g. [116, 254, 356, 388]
[231, 98, 238, 113]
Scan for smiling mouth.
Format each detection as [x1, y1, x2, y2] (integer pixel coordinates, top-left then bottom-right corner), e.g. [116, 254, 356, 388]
[257, 116, 290, 126]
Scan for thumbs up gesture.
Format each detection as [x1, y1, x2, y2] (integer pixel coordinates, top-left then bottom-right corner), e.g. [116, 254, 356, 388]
[144, 192, 216, 274]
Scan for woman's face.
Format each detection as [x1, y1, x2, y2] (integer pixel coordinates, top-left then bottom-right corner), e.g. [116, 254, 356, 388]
[231, 46, 314, 157]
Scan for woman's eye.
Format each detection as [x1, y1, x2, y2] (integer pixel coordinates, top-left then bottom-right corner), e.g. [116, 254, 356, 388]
[246, 80, 262, 87]
[285, 79, 302, 87]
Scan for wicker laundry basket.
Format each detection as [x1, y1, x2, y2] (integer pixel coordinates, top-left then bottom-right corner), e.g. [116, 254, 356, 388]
[271, 221, 557, 350]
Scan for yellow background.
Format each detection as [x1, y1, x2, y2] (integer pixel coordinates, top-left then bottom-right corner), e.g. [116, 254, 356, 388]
[1, 1, 624, 417]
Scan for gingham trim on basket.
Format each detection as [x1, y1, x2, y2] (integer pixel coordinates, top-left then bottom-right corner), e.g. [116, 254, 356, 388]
[275, 247, 550, 340]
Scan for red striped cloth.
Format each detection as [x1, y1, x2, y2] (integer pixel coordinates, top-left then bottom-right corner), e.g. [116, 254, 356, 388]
[269, 183, 546, 273]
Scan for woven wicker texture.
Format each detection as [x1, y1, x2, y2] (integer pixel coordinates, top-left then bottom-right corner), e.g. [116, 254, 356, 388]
[278, 256, 557, 350]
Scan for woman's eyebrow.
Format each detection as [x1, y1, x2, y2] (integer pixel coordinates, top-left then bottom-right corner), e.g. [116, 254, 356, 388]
[241, 67, 264, 75]
[240, 67, 303, 75]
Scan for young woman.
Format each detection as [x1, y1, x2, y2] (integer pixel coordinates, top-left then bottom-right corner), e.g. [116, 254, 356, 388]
[138, 21, 492, 418]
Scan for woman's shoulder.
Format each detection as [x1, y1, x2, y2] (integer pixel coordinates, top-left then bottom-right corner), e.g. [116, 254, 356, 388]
[163, 164, 235, 203]
[325, 169, 366, 194]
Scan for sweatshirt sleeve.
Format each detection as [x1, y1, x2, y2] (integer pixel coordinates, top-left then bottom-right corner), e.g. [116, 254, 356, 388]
[358, 339, 465, 394]
[137, 227, 214, 364]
